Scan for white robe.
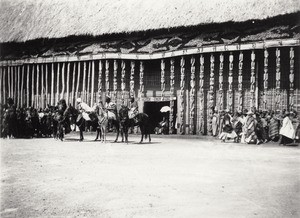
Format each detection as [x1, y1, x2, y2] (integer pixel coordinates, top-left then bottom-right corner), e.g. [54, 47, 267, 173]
[279, 117, 295, 139]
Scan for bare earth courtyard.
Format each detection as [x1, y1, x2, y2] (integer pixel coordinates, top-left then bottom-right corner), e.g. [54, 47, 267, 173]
[1, 134, 299, 218]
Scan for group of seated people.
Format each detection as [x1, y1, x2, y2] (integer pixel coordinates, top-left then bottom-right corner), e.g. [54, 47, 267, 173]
[214, 107, 300, 145]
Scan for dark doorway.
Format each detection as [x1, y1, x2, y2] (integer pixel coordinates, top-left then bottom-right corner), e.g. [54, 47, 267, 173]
[144, 101, 177, 134]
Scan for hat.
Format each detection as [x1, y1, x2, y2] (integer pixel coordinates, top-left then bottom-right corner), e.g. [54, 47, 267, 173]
[76, 98, 82, 103]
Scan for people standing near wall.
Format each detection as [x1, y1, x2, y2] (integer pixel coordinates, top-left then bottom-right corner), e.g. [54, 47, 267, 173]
[279, 111, 295, 145]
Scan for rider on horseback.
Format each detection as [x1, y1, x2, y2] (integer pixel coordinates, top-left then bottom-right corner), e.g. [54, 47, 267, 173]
[76, 98, 93, 121]
[105, 96, 117, 131]
[128, 97, 139, 121]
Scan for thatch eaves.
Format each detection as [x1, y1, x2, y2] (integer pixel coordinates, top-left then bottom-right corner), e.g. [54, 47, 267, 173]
[0, 0, 299, 43]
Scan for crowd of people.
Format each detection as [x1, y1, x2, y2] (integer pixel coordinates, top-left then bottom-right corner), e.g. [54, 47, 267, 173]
[214, 107, 300, 145]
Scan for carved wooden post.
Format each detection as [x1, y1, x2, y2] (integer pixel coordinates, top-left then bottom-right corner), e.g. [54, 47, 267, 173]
[71, 62, 76, 105]
[82, 62, 87, 101]
[98, 61, 103, 103]
[17, 66, 20, 107]
[179, 57, 185, 134]
[91, 61, 95, 106]
[250, 51, 256, 109]
[130, 61, 135, 97]
[190, 56, 196, 134]
[207, 54, 215, 135]
[169, 58, 175, 134]
[15, 66, 18, 105]
[275, 48, 281, 110]
[41, 64, 44, 109]
[36, 65, 40, 108]
[139, 61, 144, 98]
[0, 67, 2, 104]
[219, 53, 224, 111]
[27, 65, 30, 107]
[237, 52, 243, 112]
[121, 60, 126, 104]
[56, 63, 60, 103]
[21, 65, 24, 107]
[61, 63, 65, 101]
[289, 47, 294, 111]
[105, 60, 110, 97]
[228, 53, 233, 111]
[45, 64, 48, 105]
[113, 60, 118, 101]
[199, 55, 205, 134]
[2, 67, 6, 104]
[161, 59, 165, 100]
[50, 63, 54, 105]
[263, 49, 269, 111]
[31, 65, 35, 107]
[66, 62, 70, 104]
[87, 61, 91, 104]
[8, 66, 11, 98]
[75, 62, 81, 102]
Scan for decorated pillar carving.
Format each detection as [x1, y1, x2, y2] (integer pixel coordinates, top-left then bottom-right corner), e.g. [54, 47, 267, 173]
[289, 47, 294, 111]
[169, 58, 175, 134]
[207, 54, 215, 135]
[237, 52, 243, 112]
[263, 49, 269, 111]
[56, 63, 60, 103]
[275, 48, 281, 110]
[130, 61, 135, 97]
[179, 57, 185, 134]
[91, 61, 95, 105]
[161, 59, 165, 100]
[113, 60, 118, 101]
[250, 51, 256, 109]
[219, 53, 224, 111]
[228, 53, 233, 111]
[190, 56, 196, 134]
[121, 60, 126, 104]
[105, 60, 110, 97]
[98, 60, 103, 103]
[199, 55, 205, 134]
[139, 61, 144, 98]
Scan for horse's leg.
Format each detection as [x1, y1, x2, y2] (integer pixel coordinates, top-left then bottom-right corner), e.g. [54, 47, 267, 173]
[114, 121, 120, 143]
[140, 126, 144, 143]
[95, 128, 99, 141]
[120, 126, 124, 142]
[125, 126, 129, 144]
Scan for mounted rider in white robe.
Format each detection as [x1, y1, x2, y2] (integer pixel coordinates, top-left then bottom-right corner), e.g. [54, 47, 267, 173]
[76, 98, 93, 121]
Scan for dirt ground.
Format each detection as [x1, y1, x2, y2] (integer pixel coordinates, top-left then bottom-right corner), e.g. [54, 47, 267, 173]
[1, 133, 299, 218]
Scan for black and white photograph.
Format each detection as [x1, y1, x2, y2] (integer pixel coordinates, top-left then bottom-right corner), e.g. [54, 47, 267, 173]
[0, 0, 299, 217]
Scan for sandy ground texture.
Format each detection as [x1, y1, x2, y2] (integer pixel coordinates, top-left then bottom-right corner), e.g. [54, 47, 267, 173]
[1, 133, 300, 218]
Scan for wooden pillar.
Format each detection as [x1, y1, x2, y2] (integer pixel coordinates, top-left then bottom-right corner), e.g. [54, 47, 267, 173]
[71, 62, 76, 106]
[75, 62, 81, 102]
[121, 60, 125, 104]
[169, 58, 175, 134]
[56, 63, 60, 103]
[82, 62, 87, 101]
[237, 52, 243, 112]
[199, 55, 205, 134]
[263, 49, 269, 111]
[61, 62, 65, 100]
[8, 66, 11, 98]
[190, 56, 196, 134]
[11, 67, 14, 99]
[87, 61, 91, 104]
[289, 47, 295, 111]
[130, 61, 135, 97]
[66, 62, 70, 104]
[15, 66, 18, 105]
[179, 57, 185, 134]
[250, 51, 256, 109]
[105, 60, 110, 97]
[227, 53, 233, 111]
[17, 66, 20, 107]
[98, 61, 103, 103]
[218, 53, 224, 111]
[21, 65, 24, 107]
[139, 61, 144, 98]
[91, 61, 95, 106]
[161, 59, 165, 100]
[113, 60, 118, 101]
[36, 64, 40, 108]
[51, 63, 54, 105]
[0, 67, 2, 104]
[275, 48, 281, 110]
[31, 64, 35, 107]
[207, 54, 215, 135]
[27, 65, 30, 107]
[45, 64, 48, 105]
[2, 67, 6, 104]
[41, 64, 44, 108]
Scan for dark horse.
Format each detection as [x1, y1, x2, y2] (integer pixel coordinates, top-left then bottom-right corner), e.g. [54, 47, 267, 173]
[119, 105, 130, 143]
[128, 109, 151, 143]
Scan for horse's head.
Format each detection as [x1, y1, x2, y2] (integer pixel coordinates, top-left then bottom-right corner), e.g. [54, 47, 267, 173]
[119, 105, 129, 119]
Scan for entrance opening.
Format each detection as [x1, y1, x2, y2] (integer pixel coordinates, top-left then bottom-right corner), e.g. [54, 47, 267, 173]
[144, 101, 177, 134]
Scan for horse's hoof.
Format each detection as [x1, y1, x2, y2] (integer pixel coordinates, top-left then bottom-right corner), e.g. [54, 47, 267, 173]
[114, 140, 117, 143]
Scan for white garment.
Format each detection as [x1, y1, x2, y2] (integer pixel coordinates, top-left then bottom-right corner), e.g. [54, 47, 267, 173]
[79, 102, 93, 112]
[82, 112, 91, 121]
[279, 117, 295, 139]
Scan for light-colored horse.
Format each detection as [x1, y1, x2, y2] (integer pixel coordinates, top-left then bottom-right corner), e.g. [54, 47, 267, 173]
[94, 104, 108, 143]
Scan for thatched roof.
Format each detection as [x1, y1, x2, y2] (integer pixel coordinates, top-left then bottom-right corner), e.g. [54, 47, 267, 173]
[0, 0, 299, 43]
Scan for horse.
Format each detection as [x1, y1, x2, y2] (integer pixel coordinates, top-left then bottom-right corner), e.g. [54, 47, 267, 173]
[119, 105, 130, 143]
[94, 104, 108, 143]
[128, 109, 151, 143]
[2, 106, 17, 138]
